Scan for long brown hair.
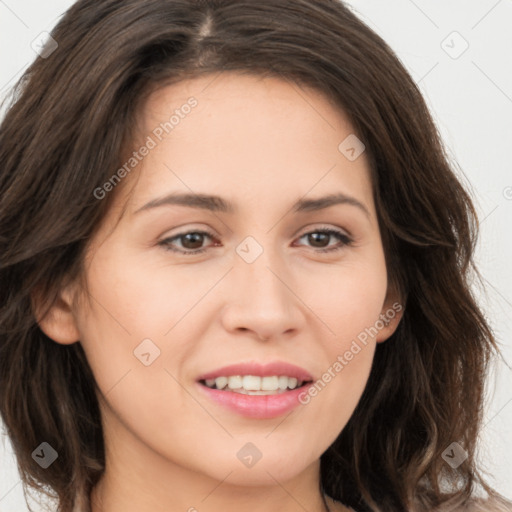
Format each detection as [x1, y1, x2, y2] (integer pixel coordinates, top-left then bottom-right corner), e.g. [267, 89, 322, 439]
[0, 1, 510, 511]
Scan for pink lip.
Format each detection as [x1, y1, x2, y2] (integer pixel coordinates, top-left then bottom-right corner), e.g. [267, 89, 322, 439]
[196, 382, 313, 419]
[195, 361, 314, 419]
[196, 361, 314, 382]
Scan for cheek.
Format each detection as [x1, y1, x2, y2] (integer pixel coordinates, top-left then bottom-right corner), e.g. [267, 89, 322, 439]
[304, 253, 388, 345]
[78, 242, 197, 343]
[299, 313, 378, 440]
[74, 243, 224, 417]
[292, 254, 387, 426]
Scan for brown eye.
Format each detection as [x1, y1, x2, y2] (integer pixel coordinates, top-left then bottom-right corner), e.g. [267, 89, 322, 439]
[295, 228, 353, 253]
[159, 230, 217, 255]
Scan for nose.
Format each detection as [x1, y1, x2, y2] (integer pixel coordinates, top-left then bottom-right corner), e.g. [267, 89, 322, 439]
[220, 245, 305, 342]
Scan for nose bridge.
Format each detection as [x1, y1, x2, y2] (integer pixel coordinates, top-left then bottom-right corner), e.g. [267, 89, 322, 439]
[236, 234, 289, 308]
[221, 233, 302, 339]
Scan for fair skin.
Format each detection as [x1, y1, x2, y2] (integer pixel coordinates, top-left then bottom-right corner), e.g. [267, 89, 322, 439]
[37, 72, 402, 512]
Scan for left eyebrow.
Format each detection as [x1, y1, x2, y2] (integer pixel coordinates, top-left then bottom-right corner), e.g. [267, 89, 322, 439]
[133, 192, 235, 215]
[133, 191, 370, 219]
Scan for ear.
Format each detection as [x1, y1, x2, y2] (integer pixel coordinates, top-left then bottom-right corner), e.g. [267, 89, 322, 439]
[32, 281, 80, 345]
[375, 283, 405, 344]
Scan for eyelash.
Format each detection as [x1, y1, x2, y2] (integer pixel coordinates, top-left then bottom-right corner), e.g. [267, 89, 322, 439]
[158, 227, 353, 255]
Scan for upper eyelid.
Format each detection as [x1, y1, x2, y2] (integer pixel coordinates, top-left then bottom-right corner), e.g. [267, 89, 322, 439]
[160, 226, 353, 249]
[161, 225, 351, 240]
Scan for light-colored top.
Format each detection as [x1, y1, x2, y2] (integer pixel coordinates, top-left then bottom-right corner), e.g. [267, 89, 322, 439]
[326, 494, 512, 512]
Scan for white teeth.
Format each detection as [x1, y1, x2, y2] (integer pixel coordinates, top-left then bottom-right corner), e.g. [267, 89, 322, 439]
[227, 375, 243, 389]
[278, 376, 288, 390]
[214, 376, 228, 390]
[261, 376, 279, 391]
[203, 375, 306, 392]
[242, 375, 261, 390]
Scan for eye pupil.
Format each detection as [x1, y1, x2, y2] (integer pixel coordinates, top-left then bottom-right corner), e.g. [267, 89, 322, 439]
[182, 233, 204, 249]
[308, 232, 329, 247]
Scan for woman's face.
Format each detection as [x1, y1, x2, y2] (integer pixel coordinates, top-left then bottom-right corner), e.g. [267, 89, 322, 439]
[50, 72, 401, 486]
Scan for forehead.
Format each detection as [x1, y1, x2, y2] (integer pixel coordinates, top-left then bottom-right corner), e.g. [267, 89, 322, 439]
[118, 72, 376, 223]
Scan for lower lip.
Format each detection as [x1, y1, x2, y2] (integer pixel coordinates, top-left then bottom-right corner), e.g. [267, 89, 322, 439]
[196, 382, 312, 419]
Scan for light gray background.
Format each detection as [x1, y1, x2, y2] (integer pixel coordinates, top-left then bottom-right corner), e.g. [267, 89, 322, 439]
[0, 1, 511, 510]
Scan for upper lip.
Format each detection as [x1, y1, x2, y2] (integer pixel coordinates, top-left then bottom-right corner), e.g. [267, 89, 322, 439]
[196, 361, 314, 382]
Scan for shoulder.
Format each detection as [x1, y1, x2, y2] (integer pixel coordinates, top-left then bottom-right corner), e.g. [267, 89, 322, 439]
[325, 495, 512, 512]
[324, 495, 354, 512]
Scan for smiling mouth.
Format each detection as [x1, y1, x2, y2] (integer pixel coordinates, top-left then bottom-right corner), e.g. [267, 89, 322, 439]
[198, 375, 314, 395]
